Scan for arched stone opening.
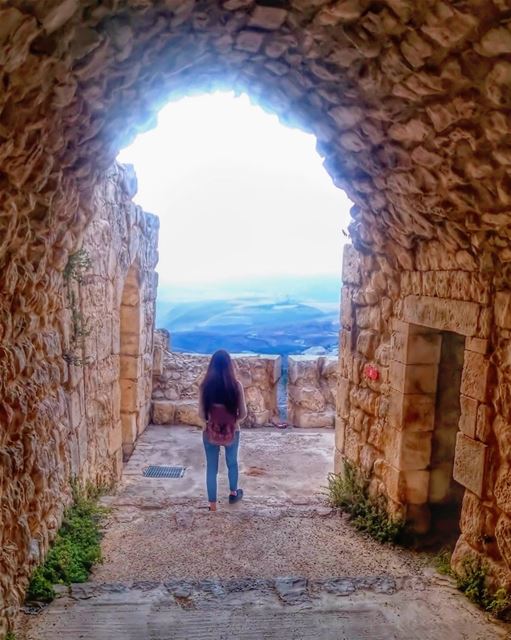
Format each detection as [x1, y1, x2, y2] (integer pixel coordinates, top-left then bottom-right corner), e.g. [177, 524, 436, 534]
[2, 0, 511, 628]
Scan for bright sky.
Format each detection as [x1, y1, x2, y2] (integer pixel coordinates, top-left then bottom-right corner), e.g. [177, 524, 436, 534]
[117, 92, 352, 286]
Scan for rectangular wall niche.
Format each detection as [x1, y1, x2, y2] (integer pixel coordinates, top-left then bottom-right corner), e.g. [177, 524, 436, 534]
[388, 318, 488, 534]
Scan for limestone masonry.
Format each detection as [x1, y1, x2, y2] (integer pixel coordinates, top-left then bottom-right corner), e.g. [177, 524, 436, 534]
[151, 336, 281, 427]
[2, 0, 511, 633]
[150, 340, 336, 428]
[288, 355, 338, 428]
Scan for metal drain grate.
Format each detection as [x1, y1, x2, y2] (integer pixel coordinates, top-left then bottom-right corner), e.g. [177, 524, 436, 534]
[143, 465, 186, 478]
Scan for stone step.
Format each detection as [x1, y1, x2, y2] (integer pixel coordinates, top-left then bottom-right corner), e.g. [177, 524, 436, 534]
[19, 575, 506, 640]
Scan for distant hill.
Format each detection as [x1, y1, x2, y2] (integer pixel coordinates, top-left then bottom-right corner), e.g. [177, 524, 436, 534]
[155, 275, 340, 358]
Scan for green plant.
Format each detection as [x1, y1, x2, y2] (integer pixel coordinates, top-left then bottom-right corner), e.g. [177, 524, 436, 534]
[455, 559, 511, 619]
[6, 632, 17, 640]
[326, 462, 405, 544]
[26, 485, 108, 603]
[434, 549, 453, 576]
[433, 552, 511, 620]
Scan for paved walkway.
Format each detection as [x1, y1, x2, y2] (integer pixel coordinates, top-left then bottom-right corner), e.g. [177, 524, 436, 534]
[18, 426, 510, 639]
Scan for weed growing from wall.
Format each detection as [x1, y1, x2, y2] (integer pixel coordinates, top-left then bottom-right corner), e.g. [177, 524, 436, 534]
[434, 551, 511, 620]
[63, 249, 93, 367]
[326, 461, 405, 544]
[26, 483, 109, 603]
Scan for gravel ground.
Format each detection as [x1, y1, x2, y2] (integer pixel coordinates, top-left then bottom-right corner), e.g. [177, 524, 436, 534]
[93, 500, 428, 582]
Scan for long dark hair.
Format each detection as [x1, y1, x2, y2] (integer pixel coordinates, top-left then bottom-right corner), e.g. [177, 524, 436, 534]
[201, 350, 240, 418]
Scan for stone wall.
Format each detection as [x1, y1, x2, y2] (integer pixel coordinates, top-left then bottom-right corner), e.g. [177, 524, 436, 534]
[3, 0, 511, 631]
[337, 243, 511, 591]
[287, 356, 337, 428]
[0, 163, 157, 630]
[151, 338, 281, 428]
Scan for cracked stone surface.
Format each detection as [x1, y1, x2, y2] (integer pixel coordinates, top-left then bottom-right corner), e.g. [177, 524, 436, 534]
[19, 576, 509, 639]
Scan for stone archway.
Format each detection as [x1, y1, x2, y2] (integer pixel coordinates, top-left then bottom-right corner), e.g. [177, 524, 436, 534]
[2, 0, 511, 629]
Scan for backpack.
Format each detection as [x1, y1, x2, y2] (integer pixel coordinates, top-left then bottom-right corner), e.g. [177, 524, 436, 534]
[205, 404, 237, 446]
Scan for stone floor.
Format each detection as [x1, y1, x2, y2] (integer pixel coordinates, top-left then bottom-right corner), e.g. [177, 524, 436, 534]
[18, 425, 510, 639]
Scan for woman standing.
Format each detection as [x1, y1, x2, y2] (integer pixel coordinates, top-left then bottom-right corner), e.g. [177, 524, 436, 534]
[198, 350, 247, 511]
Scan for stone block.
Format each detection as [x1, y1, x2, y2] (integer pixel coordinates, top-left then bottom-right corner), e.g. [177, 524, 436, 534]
[108, 421, 122, 455]
[340, 286, 353, 328]
[495, 291, 511, 329]
[291, 385, 326, 412]
[335, 417, 346, 452]
[403, 469, 430, 504]
[391, 318, 433, 334]
[494, 465, 511, 515]
[391, 330, 442, 365]
[384, 427, 433, 471]
[403, 295, 479, 336]
[476, 404, 492, 443]
[428, 463, 454, 503]
[453, 433, 487, 498]
[248, 5, 287, 30]
[121, 412, 137, 444]
[120, 354, 141, 380]
[465, 337, 489, 354]
[337, 376, 350, 419]
[175, 400, 202, 427]
[355, 305, 381, 331]
[344, 426, 360, 464]
[495, 514, 511, 571]
[389, 360, 438, 394]
[120, 330, 142, 356]
[270, 355, 282, 384]
[460, 351, 490, 402]
[152, 345, 164, 375]
[287, 355, 319, 385]
[458, 395, 478, 438]
[356, 330, 378, 358]
[380, 462, 403, 503]
[152, 400, 175, 425]
[66, 389, 82, 430]
[342, 244, 361, 285]
[120, 303, 141, 333]
[291, 408, 334, 428]
[334, 448, 344, 475]
[120, 378, 140, 412]
[388, 390, 435, 431]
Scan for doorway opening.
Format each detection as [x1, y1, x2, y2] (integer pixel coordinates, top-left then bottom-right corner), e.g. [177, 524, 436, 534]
[428, 331, 465, 545]
[118, 91, 351, 438]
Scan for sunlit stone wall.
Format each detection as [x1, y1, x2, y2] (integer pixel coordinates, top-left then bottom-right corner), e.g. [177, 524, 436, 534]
[338, 243, 511, 592]
[151, 337, 281, 427]
[0, 163, 157, 630]
[287, 355, 337, 428]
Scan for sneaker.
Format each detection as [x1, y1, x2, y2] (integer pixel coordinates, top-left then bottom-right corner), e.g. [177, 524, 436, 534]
[228, 489, 244, 504]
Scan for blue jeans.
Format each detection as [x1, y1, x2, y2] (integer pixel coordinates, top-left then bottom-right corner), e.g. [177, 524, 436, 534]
[203, 431, 240, 502]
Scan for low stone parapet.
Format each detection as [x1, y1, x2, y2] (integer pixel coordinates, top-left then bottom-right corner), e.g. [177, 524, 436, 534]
[151, 345, 281, 427]
[287, 355, 338, 428]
